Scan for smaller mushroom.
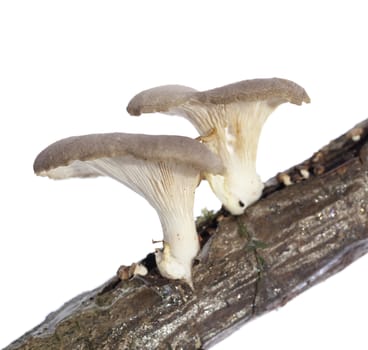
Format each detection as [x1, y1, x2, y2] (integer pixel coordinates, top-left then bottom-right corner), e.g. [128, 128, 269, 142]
[277, 172, 293, 186]
[127, 78, 310, 215]
[348, 127, 364, 142]
[34, 133, 224, 287]
[299, 168, 310, 180]
[117, 262, 148, 281]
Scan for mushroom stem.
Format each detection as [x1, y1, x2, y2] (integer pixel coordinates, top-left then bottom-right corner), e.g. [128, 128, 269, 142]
[89, 157, 201, 286]
[186, 100, 273, 214]
[157, 200, 200, 276]
[151, 171, 200, 286]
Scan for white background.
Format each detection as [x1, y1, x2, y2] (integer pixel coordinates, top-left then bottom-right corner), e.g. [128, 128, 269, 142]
[1, 1, 367, 349]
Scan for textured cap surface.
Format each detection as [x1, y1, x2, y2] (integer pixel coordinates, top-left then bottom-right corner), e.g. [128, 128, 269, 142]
[34, 133, 224, 176]
[195, 78, 310, 105]
[127, 85, 197, 116]
[127, 78, 310, 116]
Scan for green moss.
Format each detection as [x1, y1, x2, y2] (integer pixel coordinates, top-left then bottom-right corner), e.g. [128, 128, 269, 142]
[195, 208, 215, 227]
[245, 239, 268, 251]
[237, 222, 249, 239]
[237, 219, 268, 276]
[237, 221, 268, 251]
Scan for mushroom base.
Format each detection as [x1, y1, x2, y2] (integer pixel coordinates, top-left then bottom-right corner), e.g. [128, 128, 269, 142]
[155, 200, 200, 287]
[207, 169, 264, 215]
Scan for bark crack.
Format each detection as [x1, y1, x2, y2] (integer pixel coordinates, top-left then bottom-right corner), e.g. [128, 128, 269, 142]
[236, 217, 268, 315]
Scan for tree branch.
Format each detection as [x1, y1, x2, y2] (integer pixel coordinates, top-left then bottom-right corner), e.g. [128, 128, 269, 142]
[6, 119, 368, 350]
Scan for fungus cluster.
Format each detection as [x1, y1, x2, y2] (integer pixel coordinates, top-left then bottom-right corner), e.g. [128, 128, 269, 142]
[34, 78, 310, 287]
[127, 78, 310, 214]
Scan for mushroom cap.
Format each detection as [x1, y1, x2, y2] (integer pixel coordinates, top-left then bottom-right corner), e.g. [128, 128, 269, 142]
[126, 78, 310, 116]
[34, 133, 224, 178]
[196, 78, 310, 105]
[127, 85, 197, 116]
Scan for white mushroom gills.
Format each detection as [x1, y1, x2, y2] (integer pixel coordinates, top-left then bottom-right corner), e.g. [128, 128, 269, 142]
[182, 100, 273, 214]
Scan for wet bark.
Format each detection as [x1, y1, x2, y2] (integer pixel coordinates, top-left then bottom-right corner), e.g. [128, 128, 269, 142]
[5, 119, 368, 350]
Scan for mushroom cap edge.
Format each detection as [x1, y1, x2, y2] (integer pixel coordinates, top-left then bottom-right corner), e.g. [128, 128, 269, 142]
[33, 133, 225, 178]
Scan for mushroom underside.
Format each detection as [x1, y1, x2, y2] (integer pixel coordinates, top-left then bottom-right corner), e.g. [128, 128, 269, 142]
[39, 155, 202, 285]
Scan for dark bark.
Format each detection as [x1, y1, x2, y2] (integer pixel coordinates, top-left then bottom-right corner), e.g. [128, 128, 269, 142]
[5, 120, 368, 350]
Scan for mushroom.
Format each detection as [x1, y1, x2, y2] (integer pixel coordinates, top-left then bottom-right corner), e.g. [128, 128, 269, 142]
[117, 262, 148, 281]
[34, 133, 224, 287]
[127, 78, 310, 214]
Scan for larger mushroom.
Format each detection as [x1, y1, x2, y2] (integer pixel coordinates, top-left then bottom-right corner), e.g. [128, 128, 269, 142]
[127, 78, 310, 215]
[33, 133, 224, 287]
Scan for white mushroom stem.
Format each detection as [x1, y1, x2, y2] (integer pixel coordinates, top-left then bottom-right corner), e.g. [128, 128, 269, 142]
[157, 193, 199, 269]
[86, 157, 200, 285]
[180, 100, 274, 214]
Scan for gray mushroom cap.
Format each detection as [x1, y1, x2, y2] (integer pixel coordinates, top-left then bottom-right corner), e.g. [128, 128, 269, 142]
[127, 85, 198, 116]
[127, 78, 310, 116]
[34, 133, 224, 179]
